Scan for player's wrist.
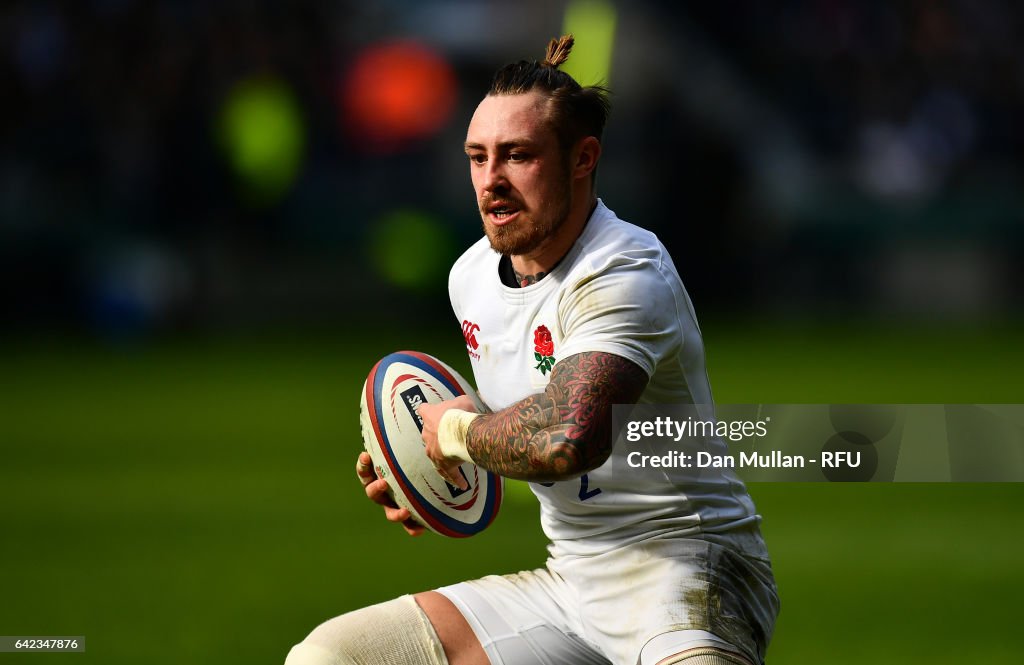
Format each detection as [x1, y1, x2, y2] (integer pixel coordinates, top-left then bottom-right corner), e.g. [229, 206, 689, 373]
[437, 409, 479, 463]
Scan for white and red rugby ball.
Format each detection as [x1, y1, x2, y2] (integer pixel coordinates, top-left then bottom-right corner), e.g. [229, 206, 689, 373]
[359, 350, 502, 537]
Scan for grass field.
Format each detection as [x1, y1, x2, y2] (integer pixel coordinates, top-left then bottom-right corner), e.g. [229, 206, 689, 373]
[1, 323, 1022, 664]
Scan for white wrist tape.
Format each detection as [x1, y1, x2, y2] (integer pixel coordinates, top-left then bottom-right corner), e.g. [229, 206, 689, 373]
[437, 409, 479, 464]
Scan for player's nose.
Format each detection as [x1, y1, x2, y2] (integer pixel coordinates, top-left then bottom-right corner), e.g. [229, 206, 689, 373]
[481, 160, 508, 192]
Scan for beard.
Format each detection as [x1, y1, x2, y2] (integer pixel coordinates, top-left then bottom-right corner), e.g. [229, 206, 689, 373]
[480, 178, 572, 257]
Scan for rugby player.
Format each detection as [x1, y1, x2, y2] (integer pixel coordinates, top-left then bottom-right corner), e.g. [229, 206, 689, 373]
[287, 35, 779, 665]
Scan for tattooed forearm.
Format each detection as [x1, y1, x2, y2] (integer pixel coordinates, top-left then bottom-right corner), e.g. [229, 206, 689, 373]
[466, 351, 648, 481]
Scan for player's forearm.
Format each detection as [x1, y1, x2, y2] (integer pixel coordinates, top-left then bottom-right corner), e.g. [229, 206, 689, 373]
[466, 393, 591, 481]
[464, 351, 648, 482]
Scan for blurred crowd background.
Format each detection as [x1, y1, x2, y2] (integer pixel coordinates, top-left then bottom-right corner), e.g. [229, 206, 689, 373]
[3, 5, 1022, 664]
[2, 0, 1022, 338]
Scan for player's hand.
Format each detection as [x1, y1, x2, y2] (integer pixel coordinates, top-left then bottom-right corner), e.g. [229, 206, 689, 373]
[418, 395, 477, 490]
[355, 451, 425, 537]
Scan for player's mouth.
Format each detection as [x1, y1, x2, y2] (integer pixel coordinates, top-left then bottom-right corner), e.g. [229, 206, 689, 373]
[484, 201, 522, 226]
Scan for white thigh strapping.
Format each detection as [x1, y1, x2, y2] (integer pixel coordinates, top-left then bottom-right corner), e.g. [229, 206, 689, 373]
[284, 595, 448, 665]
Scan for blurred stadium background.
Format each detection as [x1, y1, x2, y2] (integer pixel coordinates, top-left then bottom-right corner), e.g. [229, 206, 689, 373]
[1, 1, 1021, 663]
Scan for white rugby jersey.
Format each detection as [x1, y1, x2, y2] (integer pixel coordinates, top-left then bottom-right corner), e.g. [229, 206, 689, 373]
[449, 201, 762, 557]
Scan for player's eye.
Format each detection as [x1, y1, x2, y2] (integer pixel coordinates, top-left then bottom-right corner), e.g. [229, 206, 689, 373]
[508, 152, 527, 162]
[468, 154, 486, 164]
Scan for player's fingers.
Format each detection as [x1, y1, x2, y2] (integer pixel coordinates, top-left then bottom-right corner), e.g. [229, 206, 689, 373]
[355, 453, 375, 485]
[436, 464, 469, 490]
[357, 453, 425, 535]
[383, 503, 411, 523]
[365, 478, 399, 508]
[386, 504, 428, 537]
[452, 394, 478, 413]
[402, 520, 426, 537]
[364, 478, 423, 534]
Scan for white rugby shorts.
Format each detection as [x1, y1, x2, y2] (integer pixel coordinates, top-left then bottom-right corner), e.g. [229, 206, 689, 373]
[437, 534, 779, 665]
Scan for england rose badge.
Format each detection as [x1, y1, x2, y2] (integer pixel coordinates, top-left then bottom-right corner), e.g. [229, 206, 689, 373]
[533, 325, 556, 375]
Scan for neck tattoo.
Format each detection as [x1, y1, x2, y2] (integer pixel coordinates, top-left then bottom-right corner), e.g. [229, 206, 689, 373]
[514, 269, 547, 287]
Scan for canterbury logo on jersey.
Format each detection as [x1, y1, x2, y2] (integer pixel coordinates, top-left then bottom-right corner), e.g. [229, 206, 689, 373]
[462, 320, 481, 361]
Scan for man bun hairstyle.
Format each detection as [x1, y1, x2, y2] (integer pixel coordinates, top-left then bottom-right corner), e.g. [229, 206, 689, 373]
[542, 34, 575, 68]
[489, 34, 611, 151]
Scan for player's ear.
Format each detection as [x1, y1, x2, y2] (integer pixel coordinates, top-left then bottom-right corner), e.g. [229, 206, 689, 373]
[572, 136, 601, 181]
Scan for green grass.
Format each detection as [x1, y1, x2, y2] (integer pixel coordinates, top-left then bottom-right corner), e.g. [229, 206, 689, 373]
[706, 322, 1024, 664]
[0, 323, 1021, 664]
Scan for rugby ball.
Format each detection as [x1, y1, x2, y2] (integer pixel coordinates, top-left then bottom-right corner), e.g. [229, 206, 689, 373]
[359, 351, 503, 537]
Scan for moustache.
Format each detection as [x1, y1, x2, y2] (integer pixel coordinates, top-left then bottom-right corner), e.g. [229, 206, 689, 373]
[479, 196, 525, 213]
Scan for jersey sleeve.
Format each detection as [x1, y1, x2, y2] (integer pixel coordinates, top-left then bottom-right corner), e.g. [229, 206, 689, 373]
[448, 262, 462, 323]
[556, 254, 684, 378]
[448, 240, 481, 325]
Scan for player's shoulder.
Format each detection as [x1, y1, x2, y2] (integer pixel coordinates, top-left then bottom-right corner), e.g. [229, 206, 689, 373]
[569, 201, 675, 281]
[449, 235, 495, 289]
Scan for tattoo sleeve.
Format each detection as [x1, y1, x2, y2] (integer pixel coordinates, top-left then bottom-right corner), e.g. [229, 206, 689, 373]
[465, 351, 648, 481]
